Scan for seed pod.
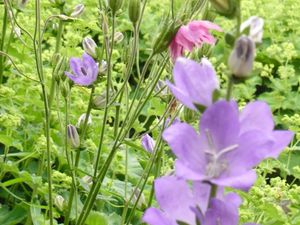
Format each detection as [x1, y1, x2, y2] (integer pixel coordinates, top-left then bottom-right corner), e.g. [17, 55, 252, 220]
[70, 4, 84, 17]
[228, 35, 255, 78]
[209, 0, 236, 17]
[82, 37, 97, 58]
[108, 0, 123, 15]
[128, 0, 140, 25]
[67, 124, 80, 148]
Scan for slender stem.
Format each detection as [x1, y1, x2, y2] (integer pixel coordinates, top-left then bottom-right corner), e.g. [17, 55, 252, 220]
[55, 12, 64, 53]
[0, 5, 8, 83]
[34, 1, 53, 224]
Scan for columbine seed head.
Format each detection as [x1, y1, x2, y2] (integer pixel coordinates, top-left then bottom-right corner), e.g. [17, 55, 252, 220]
[67, 124, 80, 148]
[128, 0, 141, 25]
[70, 4, 85, 17]
[82, 37, 97, 58]
[228, 35, 255, 78]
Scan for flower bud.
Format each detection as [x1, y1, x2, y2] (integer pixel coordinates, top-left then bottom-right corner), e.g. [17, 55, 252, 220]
[60, 80, 70, 98]
[108, 0, 123, 15]
[70, 4, 84, 18]
[76, 113, 92, 130]
[99, 60, 108, 74]
[128, 0, 140, 25]
[141, 134, 155, 153]
[228, 35, 255, 78]
[54, 55, 67, 83]
[82, 37, 97, 58]
[209, 0, 236, 17]
[54, 195, 65, 211]
[240, 16, 264, 43]
[67, 124, 80, 148]
[92, 92, 109, 109]
[16, 0, 28, 10]
[114, 32, 124, 44]
[152, 19, 179, 55]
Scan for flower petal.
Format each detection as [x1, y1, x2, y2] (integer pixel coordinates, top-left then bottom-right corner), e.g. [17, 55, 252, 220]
[143, 208, 174, 225]
[268, 130, 294, 158]
[239, 101, 274, 134]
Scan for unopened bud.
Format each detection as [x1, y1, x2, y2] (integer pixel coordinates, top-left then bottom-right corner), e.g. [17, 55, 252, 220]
[16, 0, 28, 10]
[141, 134, 155, 153]
[60, 80, 70, 98]
[99, 60, 107, 74]
[108, 0, 123, 15]
[153, 19, 179, 55]
[70, 4, 84, 18]
[76, 113, 92, 130]
[240, 16, 264, 43]
[67, 124, 80, 148]
[228, 35, 255, 78]
[54, 55, 67, 83]
[93, 93, 107, 109]
[128, 0, 140, 25]
[209, 0, 236, 17]
[54, 195, 65, 211]
[114, 32, 124, 44]
[82, 37, 97, 58]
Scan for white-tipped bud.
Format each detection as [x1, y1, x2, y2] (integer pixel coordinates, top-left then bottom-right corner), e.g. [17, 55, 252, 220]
[54, 195, 65, 211]
[70, 4, 85, 17]
[114, 32, 124, 44]
[240, 16, 264, 43]
[99, 60, 107, 74]
[228, 35, 255, 78]
[76, 113, 92, 130]
[67, 124, 80, 148]
[82, 37, 97, 58]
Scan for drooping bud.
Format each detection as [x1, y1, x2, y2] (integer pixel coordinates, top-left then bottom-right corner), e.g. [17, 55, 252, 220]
[240, 16, 264, 43]
[114, 32, 124, 44]
[67, 124, 80, 148]
[54, 195, 65, 211]
[209, 0, 236, 17]
[152, 19, 179, 55]
[108, 0, 123, 15]
[141, 134, 155, 153]
[228, 35, 255, 78]
[82, 37, 97, 58]
[76, 113, 92, 130]
[70, 4, 85, 17]
[128, 0, 140, 25]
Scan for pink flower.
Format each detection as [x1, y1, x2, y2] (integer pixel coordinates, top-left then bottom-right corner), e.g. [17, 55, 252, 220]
[169, 20, 222, 60]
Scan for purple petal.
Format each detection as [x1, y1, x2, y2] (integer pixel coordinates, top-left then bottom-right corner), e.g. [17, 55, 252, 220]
[154, 176, 196, 224]
[199, 100, 239, 152]
[212, 170, 257, 191]
[175, 160, 207, 180]
[70, 57, 84, 76]
[268, 130, 294, 158]
[240, 101, 274, 134]
[143, 208, 174, 225]
[82, 52, 98, 79]
[193, 181, 211, 214]
[163, 123, 206, 176]
[141, 134, 155, 153]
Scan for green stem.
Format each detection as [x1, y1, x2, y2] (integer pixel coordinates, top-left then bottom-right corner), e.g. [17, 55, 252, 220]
[0, 5, 8, 83]
[34, 0, 53, 224]
[226, 76, 233, 101]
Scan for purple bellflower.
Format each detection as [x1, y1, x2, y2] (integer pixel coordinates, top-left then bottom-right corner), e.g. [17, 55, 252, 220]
[163, 100, 294, 191]
[143, 176, 258, 225]
[141, 134, 155, 153]
[65, 53, 98, 86]
[166, 57, 219, 111]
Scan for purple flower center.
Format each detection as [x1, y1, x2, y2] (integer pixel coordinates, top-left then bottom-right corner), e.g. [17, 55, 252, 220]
[81, 67, 88, 76]
[204, 130, 238, 178]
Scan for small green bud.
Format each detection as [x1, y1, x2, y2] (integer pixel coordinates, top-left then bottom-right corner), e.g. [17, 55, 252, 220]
[128, 0, 140, 25]
[53, 55, 67, 83]
[60, 80, 70, 98]
[108, 0, 123, 15]
[209, 0, 236, 17]
[228, 35, 255, 78]
[67, 124, 80, 148]
[152, 19, 179, 55]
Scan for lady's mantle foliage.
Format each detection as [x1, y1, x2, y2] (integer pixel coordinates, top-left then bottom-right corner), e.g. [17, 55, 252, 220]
[65, 53, 98, 86]
[163, 100, 294, 191]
